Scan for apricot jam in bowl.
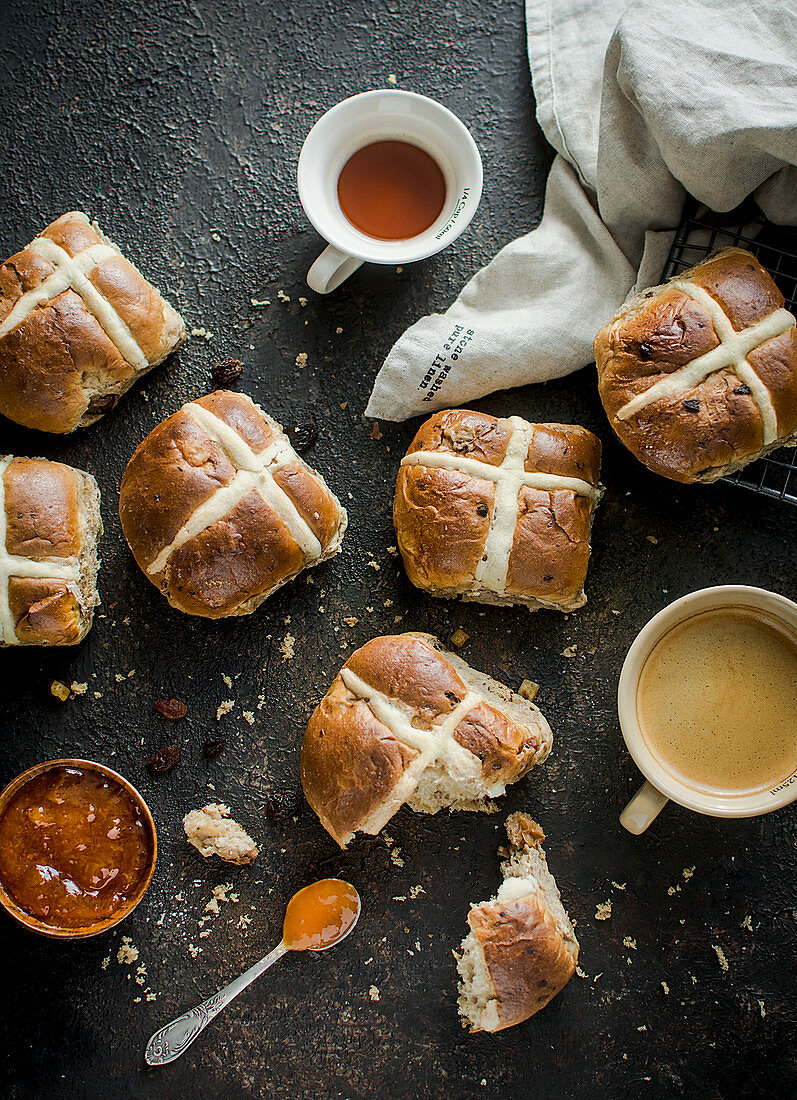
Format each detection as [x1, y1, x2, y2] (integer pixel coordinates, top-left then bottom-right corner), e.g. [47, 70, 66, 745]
[0, 759, 157, 940]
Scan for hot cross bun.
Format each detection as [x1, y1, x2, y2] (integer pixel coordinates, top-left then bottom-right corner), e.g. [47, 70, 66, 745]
[0, 456, 102, 646]
[119, 391, 347, 618]
[0, 212, 185, 433]
[595, 248, 797, 483]
[393, 410, 603, 612]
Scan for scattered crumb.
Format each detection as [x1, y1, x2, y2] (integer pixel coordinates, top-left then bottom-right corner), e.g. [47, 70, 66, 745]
[203, 883, 238, 917]
[238, 913, 252, 929]
[712, 944, 729, 973]
[387, 73, 397, 85]
[661, 981, 670, 995]
[561, 645, 577, 658]
[250, 297, 270, 306]
[595, 900, 612, 921]
[146, 992, 157, 1002]
[668, 885, 681, 896]
[70, 681, 88, 696]
[741, 914, 753, 931]
[117, 938, 139, 965]
[758, 999, 766, 1018]
[336, 327, 344, 335]
[298, 297, 308, 307]
[277, 290, 290, 303]
[101, 956, 110, 970]
[190, 327, 214, 341]
[576, 967, 588, 979]
[646, 535, 659, 545]
[188, 944, 202, 958]
[450, 628, 469, 648]
[409, 885, 425, 899]
[683, 866, 695, 881]
[367, 558, 380, 571]
[295, 352, 308, 368]
[280, 634, 295, 660]
[183, 804, 258, 865]
[370, 421, 383, 440]
[611, 881, 627, 891]
[612, 609, 622, 616]
[623, 937, 636, 949]
[343, 617, 359, 626]
[369, 985, 380, 1001]
[222, 674, 233, 689]
[242, 711, 255, 726]
[115, 673, 126, 683]
[216, 699, 234, 720]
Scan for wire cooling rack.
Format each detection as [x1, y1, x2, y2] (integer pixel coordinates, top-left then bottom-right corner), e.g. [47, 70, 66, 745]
[661, 201, 797, 505]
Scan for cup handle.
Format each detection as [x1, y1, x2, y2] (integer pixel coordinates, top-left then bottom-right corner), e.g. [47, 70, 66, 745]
[620, 781, 669, 834]
[306, 246, 363, 294]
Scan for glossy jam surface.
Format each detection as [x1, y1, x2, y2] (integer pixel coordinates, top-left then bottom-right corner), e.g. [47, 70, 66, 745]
[282, 878, 360, 951]
[0, 766, 153, 930]
[337, 140, 446, 241]
[638, 607, 797, 796]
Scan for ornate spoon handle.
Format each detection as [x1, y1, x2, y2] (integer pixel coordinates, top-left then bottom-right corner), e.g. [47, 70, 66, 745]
[145, 940, 288, 1066]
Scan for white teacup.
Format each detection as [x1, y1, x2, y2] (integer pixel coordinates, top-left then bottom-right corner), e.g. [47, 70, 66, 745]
[297, 89, 483, 294]
[618, 585, 797, 834]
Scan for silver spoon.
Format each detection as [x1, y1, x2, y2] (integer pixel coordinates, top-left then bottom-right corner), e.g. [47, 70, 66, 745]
[145, 878, 360, 1066]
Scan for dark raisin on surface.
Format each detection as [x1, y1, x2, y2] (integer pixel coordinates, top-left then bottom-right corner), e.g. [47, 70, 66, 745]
[146, 744, 180, 776]
[543, 574, 554, 582]
[445, 690, 460, 704]
[211, 358, 243, 386]
[682, 398, 701, 412]
[476, 503, 489, 518]
[292, 420, 318, 452]
[266, 786, 302, 821]
[154, 697, 187, 719]
[202, 737, 226, 760]
[733, 384, 751, 395]
[638, 341, 654, 360]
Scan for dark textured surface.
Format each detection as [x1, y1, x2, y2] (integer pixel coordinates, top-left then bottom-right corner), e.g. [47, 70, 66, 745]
[0, 2, 795, 1098]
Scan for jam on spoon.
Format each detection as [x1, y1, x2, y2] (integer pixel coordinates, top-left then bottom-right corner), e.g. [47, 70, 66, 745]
[145, 878, 361, 1066]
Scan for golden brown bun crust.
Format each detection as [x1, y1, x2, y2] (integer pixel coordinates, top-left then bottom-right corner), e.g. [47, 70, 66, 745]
[119, 391, 346, 618]
[595, 248, 797, 483]
[394, 410, 602, 611]
[0, 212, 186, 434]
[2, 456, 102, 646]
[300, 633, 550, 847]
[467, 813, 577, 1030]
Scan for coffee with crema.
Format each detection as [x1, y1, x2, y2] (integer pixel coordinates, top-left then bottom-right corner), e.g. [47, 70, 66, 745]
[637, 607, 797, 796]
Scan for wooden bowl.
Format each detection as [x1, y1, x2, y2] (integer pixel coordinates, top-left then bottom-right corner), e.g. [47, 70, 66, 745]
[0, 758, 157, 940]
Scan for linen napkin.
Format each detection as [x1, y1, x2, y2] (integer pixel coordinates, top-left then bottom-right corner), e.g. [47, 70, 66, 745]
[365, 0, 797, 422]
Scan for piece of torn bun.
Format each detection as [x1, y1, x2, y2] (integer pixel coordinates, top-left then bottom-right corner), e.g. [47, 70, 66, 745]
[457, 813, 578, 1032]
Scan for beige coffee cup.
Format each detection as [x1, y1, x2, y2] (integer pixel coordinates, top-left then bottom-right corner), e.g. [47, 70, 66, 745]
[618, 585, 797, 834]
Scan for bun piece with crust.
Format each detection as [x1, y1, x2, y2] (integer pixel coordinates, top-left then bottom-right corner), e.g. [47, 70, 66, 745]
[457, 813, 579, 1032]
[119, 390, 347, 618]
[300, 632, 552, 847]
